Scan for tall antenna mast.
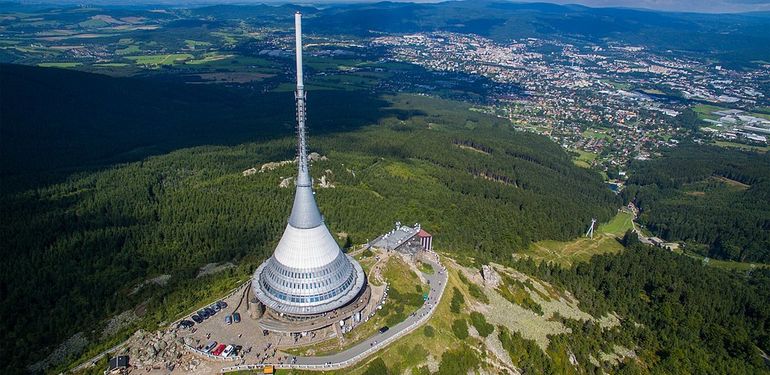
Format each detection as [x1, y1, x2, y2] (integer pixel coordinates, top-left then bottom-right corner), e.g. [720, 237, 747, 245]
[286, 10, 322, 229]
[294, 11, 310, 188]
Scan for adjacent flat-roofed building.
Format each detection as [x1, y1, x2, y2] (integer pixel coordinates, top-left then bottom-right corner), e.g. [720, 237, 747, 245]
[370, 222, 433, 254]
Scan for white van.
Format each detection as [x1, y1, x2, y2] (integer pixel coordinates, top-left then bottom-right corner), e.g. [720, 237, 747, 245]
[222, 344, 234, 357]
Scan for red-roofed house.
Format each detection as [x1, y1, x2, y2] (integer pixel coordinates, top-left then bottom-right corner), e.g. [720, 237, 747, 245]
[417, 229, 432, 251]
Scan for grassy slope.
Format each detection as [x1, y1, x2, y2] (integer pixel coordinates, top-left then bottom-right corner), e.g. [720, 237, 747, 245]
[521, 211, 633, 266]
[280, 263, 471, 375]
[572, 150, 597, 169]
[286, 256, 426, 357]
[280, 252, 623, 375]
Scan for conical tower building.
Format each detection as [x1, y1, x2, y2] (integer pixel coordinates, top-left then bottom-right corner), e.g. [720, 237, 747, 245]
[251, 12, 365, 316]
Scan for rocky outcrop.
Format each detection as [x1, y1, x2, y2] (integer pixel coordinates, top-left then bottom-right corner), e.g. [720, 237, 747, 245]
[256, 153, 328, 175]
[28, 332, 88, 373]
[121, 329, 187, 371]
[260, 160, 295, 173]
[102, 309, 139, 339]
[308, 152, 327, 162]
[318, 174, 334, 188]
[130, 274, 171, 295]
[481, 265, 501, 288]
[197, 262, 235, 278]
[279, 177, 294, 188]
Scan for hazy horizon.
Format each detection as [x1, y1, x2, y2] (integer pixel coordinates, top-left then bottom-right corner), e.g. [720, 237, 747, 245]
[14, 0, 770, 14]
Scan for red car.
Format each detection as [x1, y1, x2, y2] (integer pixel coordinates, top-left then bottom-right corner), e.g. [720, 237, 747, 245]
[211, 344, 226, 356]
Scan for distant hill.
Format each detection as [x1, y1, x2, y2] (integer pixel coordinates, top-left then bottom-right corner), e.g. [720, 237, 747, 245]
[3, 2, 768, 66]
[184, 1, 770, 66]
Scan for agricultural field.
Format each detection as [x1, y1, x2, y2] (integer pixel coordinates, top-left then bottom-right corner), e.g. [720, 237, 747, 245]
[116, 44, 141, 55]
[572, 150, 597, 168]
[582, 129, 612, 140]
[125, 53, 194, 67]
[600, 79, 632, 90]
[185, 53, 233, 65]
[714, 140, 770, 152]
[692, 104, 726, 120]
[38, 62, 81, 68]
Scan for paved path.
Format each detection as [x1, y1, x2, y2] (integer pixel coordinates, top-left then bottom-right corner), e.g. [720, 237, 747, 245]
[222, 253, 448, 372]
[69, 342, 126, 373]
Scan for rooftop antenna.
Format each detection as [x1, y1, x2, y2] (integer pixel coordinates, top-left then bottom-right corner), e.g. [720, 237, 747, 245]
[585, 218, 597, 239]
[286, 11, 323, 229]
[294, 11, 310, 189]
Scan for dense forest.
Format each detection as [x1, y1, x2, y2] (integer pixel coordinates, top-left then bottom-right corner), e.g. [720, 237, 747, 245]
[513, 245, 770, 374]
[0, 66, 618, 372]
[0, 63, 388, 191]
[622, 145, 770, 262]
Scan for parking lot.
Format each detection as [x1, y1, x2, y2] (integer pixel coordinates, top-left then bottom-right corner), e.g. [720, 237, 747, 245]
[173, 282, 348, 369]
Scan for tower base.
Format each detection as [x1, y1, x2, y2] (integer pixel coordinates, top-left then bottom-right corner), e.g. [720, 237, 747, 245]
[257, 284, 371, 334]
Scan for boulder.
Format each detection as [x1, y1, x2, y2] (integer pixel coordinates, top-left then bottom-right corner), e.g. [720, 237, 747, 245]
[481, 265, 501, 288]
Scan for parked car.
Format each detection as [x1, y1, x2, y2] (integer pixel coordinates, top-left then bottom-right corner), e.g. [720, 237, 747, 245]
[222, 345, 234, 357]
[232, 312, 241, 323]
[211, 344, 226, 356]
[191, 315, 203, 324]
[378, 326, 389, 334]
[225, 315, 232, 325]
[212, 303, 221, 312]
[177, 320, 194, 329]
[233, 345, 243, 356]
[205, 307, 216, 316]
[217, 301, 228, 309]
[198, 309, 209, 319]
[203, 341, 217, 353]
